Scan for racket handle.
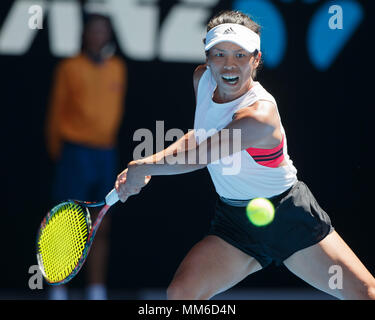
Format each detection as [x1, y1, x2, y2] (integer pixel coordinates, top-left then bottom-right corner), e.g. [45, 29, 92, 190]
[105, 188, 119, 206]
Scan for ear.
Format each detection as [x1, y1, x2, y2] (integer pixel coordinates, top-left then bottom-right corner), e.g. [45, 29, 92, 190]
[253, 51, 262, 68]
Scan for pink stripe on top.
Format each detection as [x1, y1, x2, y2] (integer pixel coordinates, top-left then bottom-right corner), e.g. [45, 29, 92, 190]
[246, 135, 285, 168]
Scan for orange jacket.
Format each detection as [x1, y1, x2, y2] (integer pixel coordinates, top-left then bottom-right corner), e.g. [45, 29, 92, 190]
[46, 54, 127, 160]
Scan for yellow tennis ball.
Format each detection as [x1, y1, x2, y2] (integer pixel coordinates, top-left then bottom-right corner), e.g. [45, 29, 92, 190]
[246, 198, 275, 227]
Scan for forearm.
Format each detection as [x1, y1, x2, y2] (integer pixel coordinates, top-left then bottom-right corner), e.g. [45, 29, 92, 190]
[130, 130, 205, 176]
[130, 149, 206, 176]
[129, 126, 238, 177]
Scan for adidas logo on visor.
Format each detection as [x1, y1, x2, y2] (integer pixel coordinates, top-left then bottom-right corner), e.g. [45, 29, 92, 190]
[223, 27, 236, 34]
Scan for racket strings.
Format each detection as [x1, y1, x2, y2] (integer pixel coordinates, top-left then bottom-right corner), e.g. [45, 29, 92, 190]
[37, 203, 90, 283]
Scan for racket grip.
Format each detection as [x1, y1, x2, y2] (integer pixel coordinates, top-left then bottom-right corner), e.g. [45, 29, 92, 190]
[105, 188, 119, 206]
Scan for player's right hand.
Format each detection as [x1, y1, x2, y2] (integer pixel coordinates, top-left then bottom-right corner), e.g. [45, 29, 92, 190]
[115, 167, 151, 202]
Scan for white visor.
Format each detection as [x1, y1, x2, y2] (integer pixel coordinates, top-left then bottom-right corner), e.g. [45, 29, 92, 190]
[205, 23, 260, 53]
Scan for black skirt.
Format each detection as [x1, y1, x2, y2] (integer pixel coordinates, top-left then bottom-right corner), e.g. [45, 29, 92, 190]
[207, 180, 334, 268]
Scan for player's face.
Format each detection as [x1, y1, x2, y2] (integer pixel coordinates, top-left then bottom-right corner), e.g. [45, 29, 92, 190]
[207, 42, 260, 103]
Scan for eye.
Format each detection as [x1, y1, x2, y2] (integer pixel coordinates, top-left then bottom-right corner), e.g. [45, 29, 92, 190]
[236, 53, 246, 58]
[214, 52, 224, 57]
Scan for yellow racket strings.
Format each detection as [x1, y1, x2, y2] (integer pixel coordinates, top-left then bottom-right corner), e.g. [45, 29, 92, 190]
[38, 203, 89, 283]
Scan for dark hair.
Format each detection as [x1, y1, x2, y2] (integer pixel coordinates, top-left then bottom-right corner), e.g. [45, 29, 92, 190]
[204, 10, 262, 79]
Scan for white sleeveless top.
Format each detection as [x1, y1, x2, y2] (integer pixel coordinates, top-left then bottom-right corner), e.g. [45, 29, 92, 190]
[193, 68, 298, 200]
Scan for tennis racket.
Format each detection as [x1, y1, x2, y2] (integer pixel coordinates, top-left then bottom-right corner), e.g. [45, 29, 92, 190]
[36, 188, 119, 285]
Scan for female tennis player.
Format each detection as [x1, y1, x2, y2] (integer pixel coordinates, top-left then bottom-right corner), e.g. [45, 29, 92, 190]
[115, 10, 375, 300]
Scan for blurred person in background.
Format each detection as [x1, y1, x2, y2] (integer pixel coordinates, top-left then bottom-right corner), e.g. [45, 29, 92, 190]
[45, 13, 127, 300]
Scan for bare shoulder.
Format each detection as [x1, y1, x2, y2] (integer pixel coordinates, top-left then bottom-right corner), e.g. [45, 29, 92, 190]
[193, 64, 207, 78]
[193, 64, 207, 96]
[233, 100, 277, 122]
[235, 100, 282, 147]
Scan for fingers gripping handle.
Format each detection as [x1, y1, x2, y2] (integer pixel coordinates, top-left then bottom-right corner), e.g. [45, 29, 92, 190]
[105, 188, 119, 206]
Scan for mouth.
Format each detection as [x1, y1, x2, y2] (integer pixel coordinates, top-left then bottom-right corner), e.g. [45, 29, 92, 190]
[221, 75, 239, 85]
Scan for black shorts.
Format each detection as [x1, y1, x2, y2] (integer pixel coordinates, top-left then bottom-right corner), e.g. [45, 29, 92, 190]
[207, 180, 334, 268]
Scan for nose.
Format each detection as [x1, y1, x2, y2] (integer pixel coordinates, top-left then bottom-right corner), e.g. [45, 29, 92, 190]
[223, 55, 236, 70]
